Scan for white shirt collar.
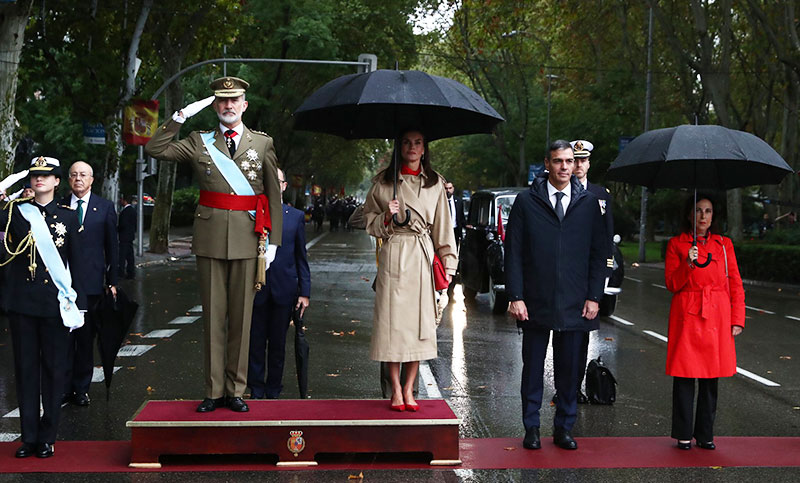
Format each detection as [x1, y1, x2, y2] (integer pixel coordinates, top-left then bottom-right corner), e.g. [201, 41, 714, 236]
[579, 178, 588, 189]
[219, 122, 244, 148]
[547, 180, 570, 210]
[70, 191, 91, 208]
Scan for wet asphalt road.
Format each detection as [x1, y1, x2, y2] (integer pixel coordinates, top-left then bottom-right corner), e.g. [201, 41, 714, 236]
[1, 227, 799, 481]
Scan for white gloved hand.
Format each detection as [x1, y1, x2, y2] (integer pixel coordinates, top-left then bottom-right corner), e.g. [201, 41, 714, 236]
[172, 95, 215, 123]
[0, 169, 29, 192]
[265, 244, 278, 271]
[6, 188, 24, 201]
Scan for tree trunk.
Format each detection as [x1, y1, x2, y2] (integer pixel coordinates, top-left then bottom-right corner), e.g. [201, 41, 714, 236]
[0, 0, 33, 177]
[780, 66, 799, 211]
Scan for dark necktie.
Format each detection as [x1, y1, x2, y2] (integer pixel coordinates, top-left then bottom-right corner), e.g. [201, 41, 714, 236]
[224, 129, 237, 158]
[554, 191, 565, 222]
[77, 199, 84, 226]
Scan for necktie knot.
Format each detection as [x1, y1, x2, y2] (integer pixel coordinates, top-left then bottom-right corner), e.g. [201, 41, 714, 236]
[224, 130, 237, 139]
[224, 130, 237, 157]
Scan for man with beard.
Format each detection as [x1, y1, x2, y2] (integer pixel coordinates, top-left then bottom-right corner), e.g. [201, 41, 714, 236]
[146, 76, 283, 413]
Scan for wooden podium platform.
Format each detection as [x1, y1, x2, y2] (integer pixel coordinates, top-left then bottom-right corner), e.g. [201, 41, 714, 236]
[126, 399, 462, 468]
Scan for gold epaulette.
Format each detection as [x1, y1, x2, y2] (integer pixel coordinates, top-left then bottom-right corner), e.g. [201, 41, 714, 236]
[250, 129, 270, 137]
[199, 129, 213, 133]
[58, 203, 73, 210]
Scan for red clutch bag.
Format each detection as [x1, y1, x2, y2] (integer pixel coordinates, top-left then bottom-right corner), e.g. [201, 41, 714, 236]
[433, 254, 449, 291]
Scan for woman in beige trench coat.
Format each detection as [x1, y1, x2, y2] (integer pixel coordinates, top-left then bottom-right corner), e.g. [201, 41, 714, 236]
[364, 130, 458, 412]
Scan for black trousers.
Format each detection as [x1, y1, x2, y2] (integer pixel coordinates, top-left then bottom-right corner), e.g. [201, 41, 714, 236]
[119, 239, 135, 278]
[10, 313, 70, 444]
[521, 328, 584, 431]
[65, 294, 101, 396]
[671, 376, 718, 442]
[247, 292, 292, 399]
[577, 331, 590, 390]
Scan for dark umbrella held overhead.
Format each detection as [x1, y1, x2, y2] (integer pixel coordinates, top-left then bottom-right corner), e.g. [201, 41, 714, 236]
[93, 288, 139, 400]
[293, 69, 504, 225]
[608, 124, 794, 266]
[293, 306, 309, 399]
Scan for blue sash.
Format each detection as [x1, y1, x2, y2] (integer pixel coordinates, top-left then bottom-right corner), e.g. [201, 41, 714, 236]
[18, 203, 84, 330]
[200, 131, 260, 222]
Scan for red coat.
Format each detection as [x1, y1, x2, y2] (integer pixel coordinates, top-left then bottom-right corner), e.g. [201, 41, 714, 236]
[664, 232, 745, 378]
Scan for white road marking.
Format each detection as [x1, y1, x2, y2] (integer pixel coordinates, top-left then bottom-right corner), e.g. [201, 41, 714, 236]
[169, 316, 200, 325]
[117, 345, 155, 357]
[786, 315, 800, 322]
[0, 433, 20, 442]
[305, 233, 327, 250]
[92, 366, 121, 383]
[652, 283, 667, 289]
[625, 276, 642, 283]
[609, 315, 635, 326]
[746, 305, 775, 315]
[419, 361, 442, 399]
[4, 405, 42, 418]
[143, 329, 180, 338]
[736, 367, 781, 387]
[643, 330, 668, 342]
[187, 305, 202, 314]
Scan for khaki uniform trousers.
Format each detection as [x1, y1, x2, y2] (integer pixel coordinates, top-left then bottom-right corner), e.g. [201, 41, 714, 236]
[197, 256, 257, 398]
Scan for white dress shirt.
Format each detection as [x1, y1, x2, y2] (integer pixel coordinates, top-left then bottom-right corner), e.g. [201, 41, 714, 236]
[448, 196, 457, 228]
[70, 191, 92, 224]
[546, 181, 570, 214]
[219, 122, 244, 151]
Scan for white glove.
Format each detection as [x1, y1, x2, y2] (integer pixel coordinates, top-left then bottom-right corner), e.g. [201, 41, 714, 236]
[172, 95, 215, 123]
[6, 188, 24, 201]
[265, 244, 278, 271]
[0, 169, 29, 192]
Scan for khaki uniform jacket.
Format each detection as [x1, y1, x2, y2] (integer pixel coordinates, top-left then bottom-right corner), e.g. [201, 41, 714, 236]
[145, 119, 283, 258]
[364, 169, 457, 362]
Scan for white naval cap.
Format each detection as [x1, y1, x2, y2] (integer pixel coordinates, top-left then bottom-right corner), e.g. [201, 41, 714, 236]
[570, 140, 593, 158]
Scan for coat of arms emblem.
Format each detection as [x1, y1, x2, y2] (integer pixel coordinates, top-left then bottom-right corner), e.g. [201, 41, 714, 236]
[287, 430, 306, 456]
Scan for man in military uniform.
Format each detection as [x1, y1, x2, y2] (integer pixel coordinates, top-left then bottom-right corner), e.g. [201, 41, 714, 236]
[570, 139, 614, 403]
[145, 76, 283, 413]
[0, 157, 86, 458]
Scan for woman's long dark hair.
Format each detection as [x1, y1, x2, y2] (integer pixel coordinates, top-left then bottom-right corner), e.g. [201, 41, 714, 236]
[382, 129, 438, 188]
[681, 192, 720, 235]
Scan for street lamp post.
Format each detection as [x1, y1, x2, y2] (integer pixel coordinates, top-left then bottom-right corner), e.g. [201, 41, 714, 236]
[545, 73, 558, 149]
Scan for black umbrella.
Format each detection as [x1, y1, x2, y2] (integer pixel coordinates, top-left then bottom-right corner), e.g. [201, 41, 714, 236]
[294, 69, 504, 225]
[293, 306, 309, 399]
[608, 124, 794, 266]
[93, 288, 138, 400]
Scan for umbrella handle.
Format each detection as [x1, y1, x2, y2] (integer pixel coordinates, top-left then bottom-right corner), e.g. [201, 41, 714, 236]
[393, 209, 411, 226]
[693, 253, 712, 268]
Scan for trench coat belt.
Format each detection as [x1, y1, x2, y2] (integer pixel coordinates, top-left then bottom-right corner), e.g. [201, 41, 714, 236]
[683, 286, 727, 320]
[388, 231, 437, 338]
[198, 190, 272, 237]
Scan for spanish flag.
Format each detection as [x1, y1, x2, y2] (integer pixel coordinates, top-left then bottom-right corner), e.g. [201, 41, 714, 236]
[123, 100, 159, 145]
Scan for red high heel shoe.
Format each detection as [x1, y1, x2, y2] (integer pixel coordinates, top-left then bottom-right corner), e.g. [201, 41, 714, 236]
[405, 402, 420, 412]
[390, 403, 405, 412]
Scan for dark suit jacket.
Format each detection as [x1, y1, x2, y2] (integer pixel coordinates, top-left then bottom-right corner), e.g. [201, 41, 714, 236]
[62, 193, 119, 295]
[254, 204, 310, 307]
[451, 196, 466, 229]
[118, 204, 136, 242]
[586, 182, 614, 277]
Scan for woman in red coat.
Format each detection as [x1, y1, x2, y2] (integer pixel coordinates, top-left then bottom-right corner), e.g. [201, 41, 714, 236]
[664, 195, 745, 450]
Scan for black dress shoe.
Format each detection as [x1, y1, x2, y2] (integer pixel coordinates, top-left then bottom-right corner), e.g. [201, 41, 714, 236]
[577, 391, 589, 404]
[36, 443, 54, 458]
[523, 427, 541, 450]
[15, 443, 35, 458]
[226, 396, 249, 412]
[553, 429, 578, 450]
[73, 392, 90, 406]
[677, 441, 692, 450]
[196, 397, 224, 413]
[696, 440, 715, 450]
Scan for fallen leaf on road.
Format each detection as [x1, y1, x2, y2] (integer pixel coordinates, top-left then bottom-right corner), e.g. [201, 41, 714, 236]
[605, 337, 614, 341]
[503, 447, 516, 451]
[351, 319, 361, 323]
[127, 367, 136, 370]
[348, 472, 364, 480]
[442, 387, 453, 391]
[476, 385, 486, 389]
[328, 331, 344, 336]
[348, 330, 356, 335]
[326, 374, 340, 377]
[361, 277, 370, 282]
[780, 355, 792, 360]
[149, 360, 156, 363]
[632, 262, 640, 267]
[146, 386, 155, 393]
[711, 466, 723, 470]
[793, 406, 800, 410]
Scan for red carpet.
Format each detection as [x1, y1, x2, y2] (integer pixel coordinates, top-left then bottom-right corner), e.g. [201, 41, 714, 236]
[1, 437, 799, 473]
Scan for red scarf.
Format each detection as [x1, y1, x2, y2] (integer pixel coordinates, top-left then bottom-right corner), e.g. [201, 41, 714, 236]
[400, 165, 421, 176]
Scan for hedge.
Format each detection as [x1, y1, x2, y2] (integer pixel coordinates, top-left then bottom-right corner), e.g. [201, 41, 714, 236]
[734, 244, 800, 284]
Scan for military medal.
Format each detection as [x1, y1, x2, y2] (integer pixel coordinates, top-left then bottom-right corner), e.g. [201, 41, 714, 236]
[598, 199, 607, 215]
[245, 148, 258, 163]
[205, 162, 212, 176]
[54, 222, 67, 237]
[55, 237, 65, 248]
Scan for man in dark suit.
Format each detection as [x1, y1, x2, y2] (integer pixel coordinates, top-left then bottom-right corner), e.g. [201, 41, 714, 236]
[117, 194, 137, 279]
[62, 160, 119, 407]
[505, 140, 606, 451]
[248, 169, 310, 399]
[444, 182, 466, 250]
[571, 139, 614, 404]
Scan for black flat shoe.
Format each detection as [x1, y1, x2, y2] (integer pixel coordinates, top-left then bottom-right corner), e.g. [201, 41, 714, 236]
[196, 397, 224, 413]
[696, 441, 715, 450]
[226, 396, 249, 412]
[553, 429, 578, 450]
[36, 443, 54, 458]
[677, 441, 691, 450]
[523, 427, 541, 450]
[73, 392, 90, 407]
[15, 443, 35, 458]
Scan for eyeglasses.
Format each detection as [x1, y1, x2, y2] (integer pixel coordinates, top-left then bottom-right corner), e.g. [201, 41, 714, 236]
[69, 172, 92, 179]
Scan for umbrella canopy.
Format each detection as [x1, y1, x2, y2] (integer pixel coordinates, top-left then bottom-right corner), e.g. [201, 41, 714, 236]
[93, 288, 138, 400]
[607, 125, 793, 190]
[293, 307, 309, 399]
[293, 69, 504, 141]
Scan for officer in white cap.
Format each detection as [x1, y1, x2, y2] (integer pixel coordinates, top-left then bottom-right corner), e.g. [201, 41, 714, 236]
[0, 157, 86, 458]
